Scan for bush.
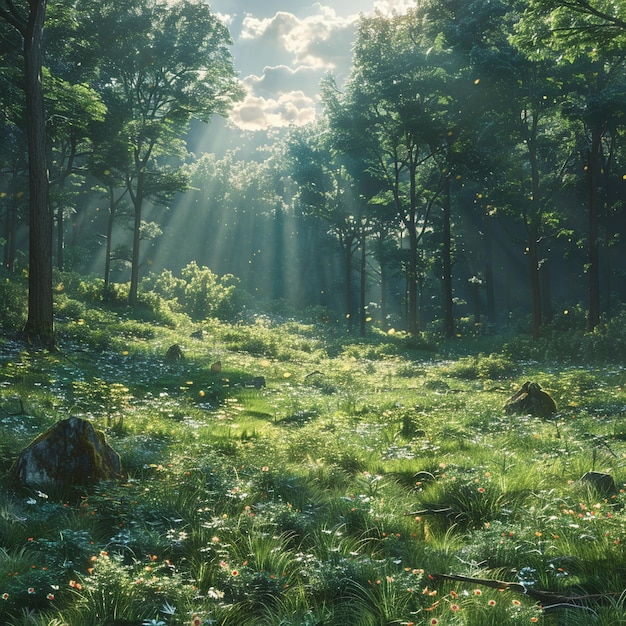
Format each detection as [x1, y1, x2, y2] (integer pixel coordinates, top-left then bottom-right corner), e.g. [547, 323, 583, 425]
[143, 262, 242, 322]
[0, 272, 27, 329]
[444, 353, 518, 380]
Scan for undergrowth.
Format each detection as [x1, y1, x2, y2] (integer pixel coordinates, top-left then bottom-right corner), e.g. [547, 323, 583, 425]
[0, 283, 625, 625]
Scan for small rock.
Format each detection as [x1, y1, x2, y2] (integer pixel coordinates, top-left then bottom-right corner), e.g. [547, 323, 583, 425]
[580, 471, 615, 494]
[504, 381, 557, 418]
[165, 344, 184, 360]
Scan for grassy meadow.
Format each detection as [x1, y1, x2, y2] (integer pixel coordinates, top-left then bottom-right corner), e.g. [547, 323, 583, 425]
[1, 289, 626, 626]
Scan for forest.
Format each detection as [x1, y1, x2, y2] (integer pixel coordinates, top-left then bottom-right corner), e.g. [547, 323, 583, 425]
[2, 1, 626, 626]
[1, 0, 626, 343]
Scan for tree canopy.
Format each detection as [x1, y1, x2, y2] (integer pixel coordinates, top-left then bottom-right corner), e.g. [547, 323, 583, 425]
[1, 0, 625, 338]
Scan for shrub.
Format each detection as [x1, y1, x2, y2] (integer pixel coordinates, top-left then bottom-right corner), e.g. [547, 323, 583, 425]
[143, 262, 242, 322]
[444, 353, 518, 379]
[0, 272, 26, 329]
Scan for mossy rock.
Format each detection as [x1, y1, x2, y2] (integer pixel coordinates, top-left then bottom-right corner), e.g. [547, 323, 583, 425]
[15, 417, 122, 488]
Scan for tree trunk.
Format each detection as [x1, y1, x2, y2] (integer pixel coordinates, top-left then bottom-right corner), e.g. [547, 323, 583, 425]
[587, 126, 602, 331]
[483, 216, 496, 326]
[272, 206, 285, 301]
[442, 175, 454, 338]
[56, 202, 64, 270]
[541, 259, 553, 323]
[359, 229, 366, 337]
[4, 166, 19, 271]
[128, 171, 144, 305]
[528, 225, 542, 340]
[344, 238, 354, 331]
[22, 0, 54, 345]
[527, 113, 542, 340]
[406, 155, 420, 335]
[378, 232, 388, 331]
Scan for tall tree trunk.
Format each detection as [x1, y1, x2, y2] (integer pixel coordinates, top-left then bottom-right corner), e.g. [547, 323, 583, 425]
[56, 202, 64, 270]
[483, 217, 496, 325]
[272, 206, 285, 301]
[344, 239, 354, 331]
[527, 113, 542, 340]
[406, 155, 420, 335]
[103, 183, 118, 299]
[128, 172, 144, 306]
[4, 166, 19, 271]
[442, 175, 454, 338]
[359, 229, 366, 337]
[528, 225, 542, 340]
[377, 232, 388, 331]
[587, 126, 602, 331]
[21, 0, 53, 344]
[541, 259, 553, 323]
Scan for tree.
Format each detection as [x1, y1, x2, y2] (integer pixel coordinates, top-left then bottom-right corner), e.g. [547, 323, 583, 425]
[0, 0, 53, 344]
[288, 122, 367, 331]
[324, 12, 449, 335]
[518, 0, 626, 330]
[80, 0, 243, 305]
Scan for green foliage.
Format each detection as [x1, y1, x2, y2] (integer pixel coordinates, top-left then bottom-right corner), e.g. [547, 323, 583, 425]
[443, 352, 519, 379]
[0, 273, 27, 329]
[143, 262, 242, 322]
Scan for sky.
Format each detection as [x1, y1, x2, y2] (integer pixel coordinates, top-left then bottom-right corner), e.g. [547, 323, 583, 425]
[208, 0, 415, 131]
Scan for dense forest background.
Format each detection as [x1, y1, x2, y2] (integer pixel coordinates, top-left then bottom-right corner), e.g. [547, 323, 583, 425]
[2, 0, 626, 341]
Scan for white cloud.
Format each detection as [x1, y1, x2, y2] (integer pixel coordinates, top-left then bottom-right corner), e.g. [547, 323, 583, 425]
[243, 65, 321, 98]
[230, 89, 317, 131]
[372, 0, 415, 17]
[210, 0, 416, 130]
[241, 7, 357, 70]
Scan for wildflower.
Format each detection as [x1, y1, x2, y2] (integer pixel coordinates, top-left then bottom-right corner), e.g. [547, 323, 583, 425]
[2, 593, 8, 600]
[531, 618, 539, 623]
[430, 620, 439, 626]
[47, 593, 55, 601]
[69, 580, 82, 590]
[450, 603, 460, 612]
[477, 487, 485, 493]
[262, 466, 269, 472]
[231, 570, 239, 577]
[488, 599, 496, 606]
[473, 589, 482, 596]
[191, 614, 202, 626]
[512, 599, 521, 606]
[28, 587, 35, 594]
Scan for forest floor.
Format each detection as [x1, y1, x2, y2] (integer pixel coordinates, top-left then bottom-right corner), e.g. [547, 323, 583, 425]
[1, 308, 625, 625]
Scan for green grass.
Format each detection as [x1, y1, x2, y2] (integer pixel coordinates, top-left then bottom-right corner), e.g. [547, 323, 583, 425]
[1, 308, 626, 625]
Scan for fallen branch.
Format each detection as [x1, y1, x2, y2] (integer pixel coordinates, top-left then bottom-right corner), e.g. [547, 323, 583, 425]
[431, 572, 622, 609]
[404, 508, 453, 516]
